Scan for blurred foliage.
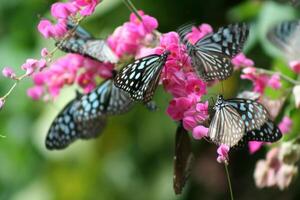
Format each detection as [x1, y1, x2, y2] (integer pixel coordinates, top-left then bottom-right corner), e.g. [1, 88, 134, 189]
[0, 0, 300, 200]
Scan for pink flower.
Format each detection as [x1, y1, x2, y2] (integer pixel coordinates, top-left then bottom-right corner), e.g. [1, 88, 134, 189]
[217, 144, 230, 164]
[293, 85, 300, 108]
[248, 141, 264, 154]
[27, 86, 44, 100]
[241, 67, 269, 94]
[289, 60, 300, 73]
[186, 24, 213, 45]
[2, 67, 16, 79]
[75, 0, 100, 16]
[182, 101, 209, 130]
[267, 74, 281, 89]
[37, 19, 67, 39]
[0, 98, 4, 109]
[192, 125, 208, 140]
[278, 116, 292, 134]
[21, 59, 40, 76]
[166, 97, 195, 121]
[276, 164, 298, 190]
[51, 2, 78, 19]
[41, 48, 49, 57]
[232, 53, 254, 69]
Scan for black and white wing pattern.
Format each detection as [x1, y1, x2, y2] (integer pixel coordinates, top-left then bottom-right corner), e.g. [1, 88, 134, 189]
[45, 99, 107, 150]
[267, 20, 300, 60]
[234, 120, 282, 148]
[180, 23, 249, 81]
[73, 79, 134, 121]
[114, 51, 170, 103]
[208, 95, 245, 147]
[225, 98, 269, 132]
[173, 122, 194, 195]
[55, 22, 118, 63]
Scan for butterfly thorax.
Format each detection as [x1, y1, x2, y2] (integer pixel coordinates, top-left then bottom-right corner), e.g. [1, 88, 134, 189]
[213, 95, 226, 111]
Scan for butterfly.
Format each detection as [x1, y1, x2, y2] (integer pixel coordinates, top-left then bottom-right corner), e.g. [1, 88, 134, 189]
[267, 20, 300, 61]
[73, 78, 134, 122]
[178, 23, 249, 81]
[114, 51, 170, 103]
[208, 95, 272, 147]
[46, 75, 135, 150]
[173, 122, 194, 195]
[45, 98, 107, 150]
[55, 21, 118, 63]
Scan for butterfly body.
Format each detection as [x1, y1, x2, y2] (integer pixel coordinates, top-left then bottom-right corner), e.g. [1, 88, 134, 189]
[114, 51, 170, 103]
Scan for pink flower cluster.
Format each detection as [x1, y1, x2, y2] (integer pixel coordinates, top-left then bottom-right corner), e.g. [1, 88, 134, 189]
[107, 11, 158, 57]
[27, 54, 114, 100]
[217, 144, 230, 164]
[254, 148, 298, 190]
[231, 53, 254, 69]
[144, 30, 210, 140]
[38, 0, 101, 38]
[241, 67, 282, 94]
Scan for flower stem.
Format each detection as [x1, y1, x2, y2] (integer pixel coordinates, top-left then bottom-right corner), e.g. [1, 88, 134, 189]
[224, 163, 234, 200]
[122, 0, 143, 21]
[256, 68, 300, 85]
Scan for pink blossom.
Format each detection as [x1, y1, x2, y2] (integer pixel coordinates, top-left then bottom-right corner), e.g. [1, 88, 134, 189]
[241, 67, 269, 94]
[278, 116, 292, 134]
[293, 85, 300, 108]
[166, 97, 195, 121]
[108, 11, 158, 57]
[182, 101, 209, 130]
[2, 67, 16, 79]
[37, 19, 67, 39]
[51, 2, 78, 19]
[232, 53, 254, 69]
[276, 164, 298, 190]
[192, 125, 208, 140]
[217, 144, 230, 164]
[289, 60, 300, 73]
[267, 74, 281, 89]
[248, 141, 264, 154]
[75, 0, 100, 16]
[41, 48, 49, 57]
[186, 24, 213, 45]
[21, 59, 40, 76]
[0, 98, 4, 109]
[27, 86, 44, 100]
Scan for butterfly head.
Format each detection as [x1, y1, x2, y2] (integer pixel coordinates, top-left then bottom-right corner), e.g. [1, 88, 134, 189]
[162, 50, 171, 58]
[213, 95, 225, 110]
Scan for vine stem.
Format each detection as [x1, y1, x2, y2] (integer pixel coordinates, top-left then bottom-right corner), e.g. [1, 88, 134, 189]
[224, 163, 234, 200]
[256, 68, 300, 85]
[0, 16, 85, 103]
[122, 0, 143, 21]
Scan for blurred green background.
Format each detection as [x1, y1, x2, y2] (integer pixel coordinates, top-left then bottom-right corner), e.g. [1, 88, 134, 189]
[1, 0, 300, 199]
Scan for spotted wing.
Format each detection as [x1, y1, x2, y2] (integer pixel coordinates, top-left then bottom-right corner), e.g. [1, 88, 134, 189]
[73, 79, 134, 122]
[233, 120, 282, 148]
[114, 51, 170, 103]
[45, 99, 107, 150]
[208, 105, 245, 147]
[173, 123, 194, 195]
[56, 23, 118, 63]
[189, 23, 249, 81]
[226, 98, 269, 132]
[267, 20, 300, 60]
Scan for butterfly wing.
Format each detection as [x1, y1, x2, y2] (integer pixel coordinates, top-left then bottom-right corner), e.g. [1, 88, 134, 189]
[114, 51, 170, 103]
[45, 99, 107, 150]
[233, 120, 282, 148]
[56, 23, 118, 63]
[173, 123, 194, 195]
[208, 105, 245, 147]
[267, 20, 300, 60]
[73, 79, 134, 121]
[189, 23, 249, 81]
[225, 98, 269, 132]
